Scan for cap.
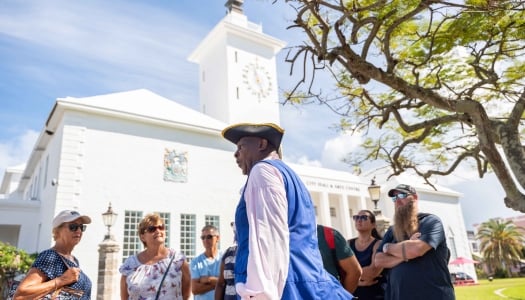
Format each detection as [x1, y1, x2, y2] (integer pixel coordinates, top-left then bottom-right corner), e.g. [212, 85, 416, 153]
[52, 210, 92, 229]
[388, 184, 417, 197]
[221, 123, 284, 149]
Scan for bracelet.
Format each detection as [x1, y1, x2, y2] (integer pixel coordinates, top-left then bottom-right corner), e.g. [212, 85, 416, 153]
[54, 278, 58, 291]
[402, 243, 408, 262]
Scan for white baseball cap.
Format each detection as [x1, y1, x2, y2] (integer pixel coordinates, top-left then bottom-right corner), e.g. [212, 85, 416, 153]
[52, 210, 92, 229]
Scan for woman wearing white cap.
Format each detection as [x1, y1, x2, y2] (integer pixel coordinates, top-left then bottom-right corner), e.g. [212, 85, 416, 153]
[11, 209, 92, 299]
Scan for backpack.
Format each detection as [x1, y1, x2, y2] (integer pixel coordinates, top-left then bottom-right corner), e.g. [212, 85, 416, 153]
[323, 226, 347, 282]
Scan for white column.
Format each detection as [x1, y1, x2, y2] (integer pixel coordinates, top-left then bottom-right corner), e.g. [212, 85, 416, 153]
[339, 194, 352, 238]
[318, 191, 332, 227]
[359, 193, 368, 210]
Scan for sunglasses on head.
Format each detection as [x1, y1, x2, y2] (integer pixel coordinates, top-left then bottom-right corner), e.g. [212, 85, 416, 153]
[352, 215, 369, 221]
[200, 234, 216, 240]
[67, 223, 86, 232]
[145, 225, 165, 233]
[391, 193, 410, 201]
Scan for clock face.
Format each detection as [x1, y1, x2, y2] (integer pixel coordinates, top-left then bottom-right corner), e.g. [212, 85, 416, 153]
[242, 62, 272, 99]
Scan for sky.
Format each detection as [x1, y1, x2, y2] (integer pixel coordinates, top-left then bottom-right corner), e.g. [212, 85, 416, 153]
[0, 0, 522, 229]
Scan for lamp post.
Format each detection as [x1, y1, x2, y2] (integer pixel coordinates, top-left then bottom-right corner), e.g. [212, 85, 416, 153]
[101, 203, 117, 241]
[367, 178, 390, 235]
[97, 203, 120, 300]
[367, 178, 381, 214]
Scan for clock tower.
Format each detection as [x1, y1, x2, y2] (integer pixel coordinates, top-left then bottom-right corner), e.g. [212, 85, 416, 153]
[188, 1, 286, 125]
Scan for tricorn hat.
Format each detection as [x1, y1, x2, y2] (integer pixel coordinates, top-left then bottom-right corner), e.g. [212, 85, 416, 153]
[222, 123, 284, 149]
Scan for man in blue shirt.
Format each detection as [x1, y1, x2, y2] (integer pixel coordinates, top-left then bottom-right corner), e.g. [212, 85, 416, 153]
[190, 225, 222, 300]
[375, 184, 454, 300]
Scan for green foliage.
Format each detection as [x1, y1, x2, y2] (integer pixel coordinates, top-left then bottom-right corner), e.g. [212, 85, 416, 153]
[476, 219, 525, 277]
[475, 267, 488, 279]
[282, 0, 525, 209]
[494, 267, 509, 279]
[0, 241, 36, 277]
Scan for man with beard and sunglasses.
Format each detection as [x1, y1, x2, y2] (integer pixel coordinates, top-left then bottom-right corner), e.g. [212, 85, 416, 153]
[374, 184, 454, 300]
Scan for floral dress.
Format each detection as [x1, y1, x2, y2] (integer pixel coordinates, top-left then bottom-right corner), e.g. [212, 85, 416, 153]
[119, 248, 186, 300]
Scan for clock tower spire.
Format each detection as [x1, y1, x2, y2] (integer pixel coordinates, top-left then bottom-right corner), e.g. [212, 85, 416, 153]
[188, 2, 285, 125]
[225, 0, 244, 14]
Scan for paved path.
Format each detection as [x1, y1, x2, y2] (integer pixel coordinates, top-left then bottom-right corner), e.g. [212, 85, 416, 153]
[494, 288, 508, 298]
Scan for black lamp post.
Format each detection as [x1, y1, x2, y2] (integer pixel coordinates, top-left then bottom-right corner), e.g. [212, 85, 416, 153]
[102, 203, 117, 241]
[98, 203, 120, 299]
[367, 177, 381, 214]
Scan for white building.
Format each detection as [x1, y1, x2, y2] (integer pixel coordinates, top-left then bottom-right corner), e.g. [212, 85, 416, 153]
[0, 4, 476, 298]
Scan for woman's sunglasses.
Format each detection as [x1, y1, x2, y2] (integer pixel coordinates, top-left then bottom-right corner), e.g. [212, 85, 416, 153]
[67, 223, 87, 232]
[352, 215, 369, 221]
[145, 225, 165, 233]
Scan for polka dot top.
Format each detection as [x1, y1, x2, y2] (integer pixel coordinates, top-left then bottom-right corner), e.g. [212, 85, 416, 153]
[32, 248, 92, 300]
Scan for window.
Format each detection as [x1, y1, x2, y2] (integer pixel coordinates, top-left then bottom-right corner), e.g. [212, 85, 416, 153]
[471, 241, 479, 253]
[447, 228, 458, 260]
[157, 212, 171, 248]
[330, 207, 337, 217]
[180, 214, 196, 260]
[44, 155, 49, 188]
[122, 210, 143, 262]
[205, 215, 220, 230]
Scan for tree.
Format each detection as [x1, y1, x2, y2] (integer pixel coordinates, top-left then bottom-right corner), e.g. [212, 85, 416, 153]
[476, 218, 524, 277]
[279, 0, 525, 212]
[0, 242, 36, 298]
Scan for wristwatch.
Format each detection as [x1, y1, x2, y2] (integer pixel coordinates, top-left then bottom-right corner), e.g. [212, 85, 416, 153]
[383, 243, 390, 253]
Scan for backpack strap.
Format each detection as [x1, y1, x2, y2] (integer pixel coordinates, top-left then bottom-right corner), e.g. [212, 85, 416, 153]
[323, 226, 346, 282]
[324, 226, 335, 249]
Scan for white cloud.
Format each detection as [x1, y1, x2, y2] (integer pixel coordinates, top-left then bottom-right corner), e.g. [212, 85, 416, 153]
[284, 154, 322, 168]
[321, 131, 362, 171]
[0, 130, 39, 181]
[0, 0, 210, 107]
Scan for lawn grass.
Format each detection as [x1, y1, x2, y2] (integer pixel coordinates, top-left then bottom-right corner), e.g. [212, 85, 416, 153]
[455, 278, 525, 300]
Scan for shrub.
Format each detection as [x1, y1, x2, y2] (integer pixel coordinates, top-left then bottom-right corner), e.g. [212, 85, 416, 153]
[494, 267, 508, 278]
[0, 241, 36, 277]
[476, 268, 488, 279]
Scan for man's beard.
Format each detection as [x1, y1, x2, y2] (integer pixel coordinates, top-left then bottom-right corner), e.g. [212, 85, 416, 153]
[393, 200, 418, 242]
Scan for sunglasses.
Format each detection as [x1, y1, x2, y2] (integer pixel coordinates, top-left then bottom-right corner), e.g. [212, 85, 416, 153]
[391, 193, 410, 201]
[67, 223, 86, 232]
[352, 215, 369, 221]
[200, 234, 216, 240]
[145, 225, 165, 233]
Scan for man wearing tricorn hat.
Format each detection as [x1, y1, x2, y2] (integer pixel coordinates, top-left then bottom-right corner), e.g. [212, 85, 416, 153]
[222, 123, 353, 299]
[375, 184, 454, 300]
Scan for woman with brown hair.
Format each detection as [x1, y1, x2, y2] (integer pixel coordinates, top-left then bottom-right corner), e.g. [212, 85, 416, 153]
[120, 213, 190, 300]
[348, 210, 385, 299]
